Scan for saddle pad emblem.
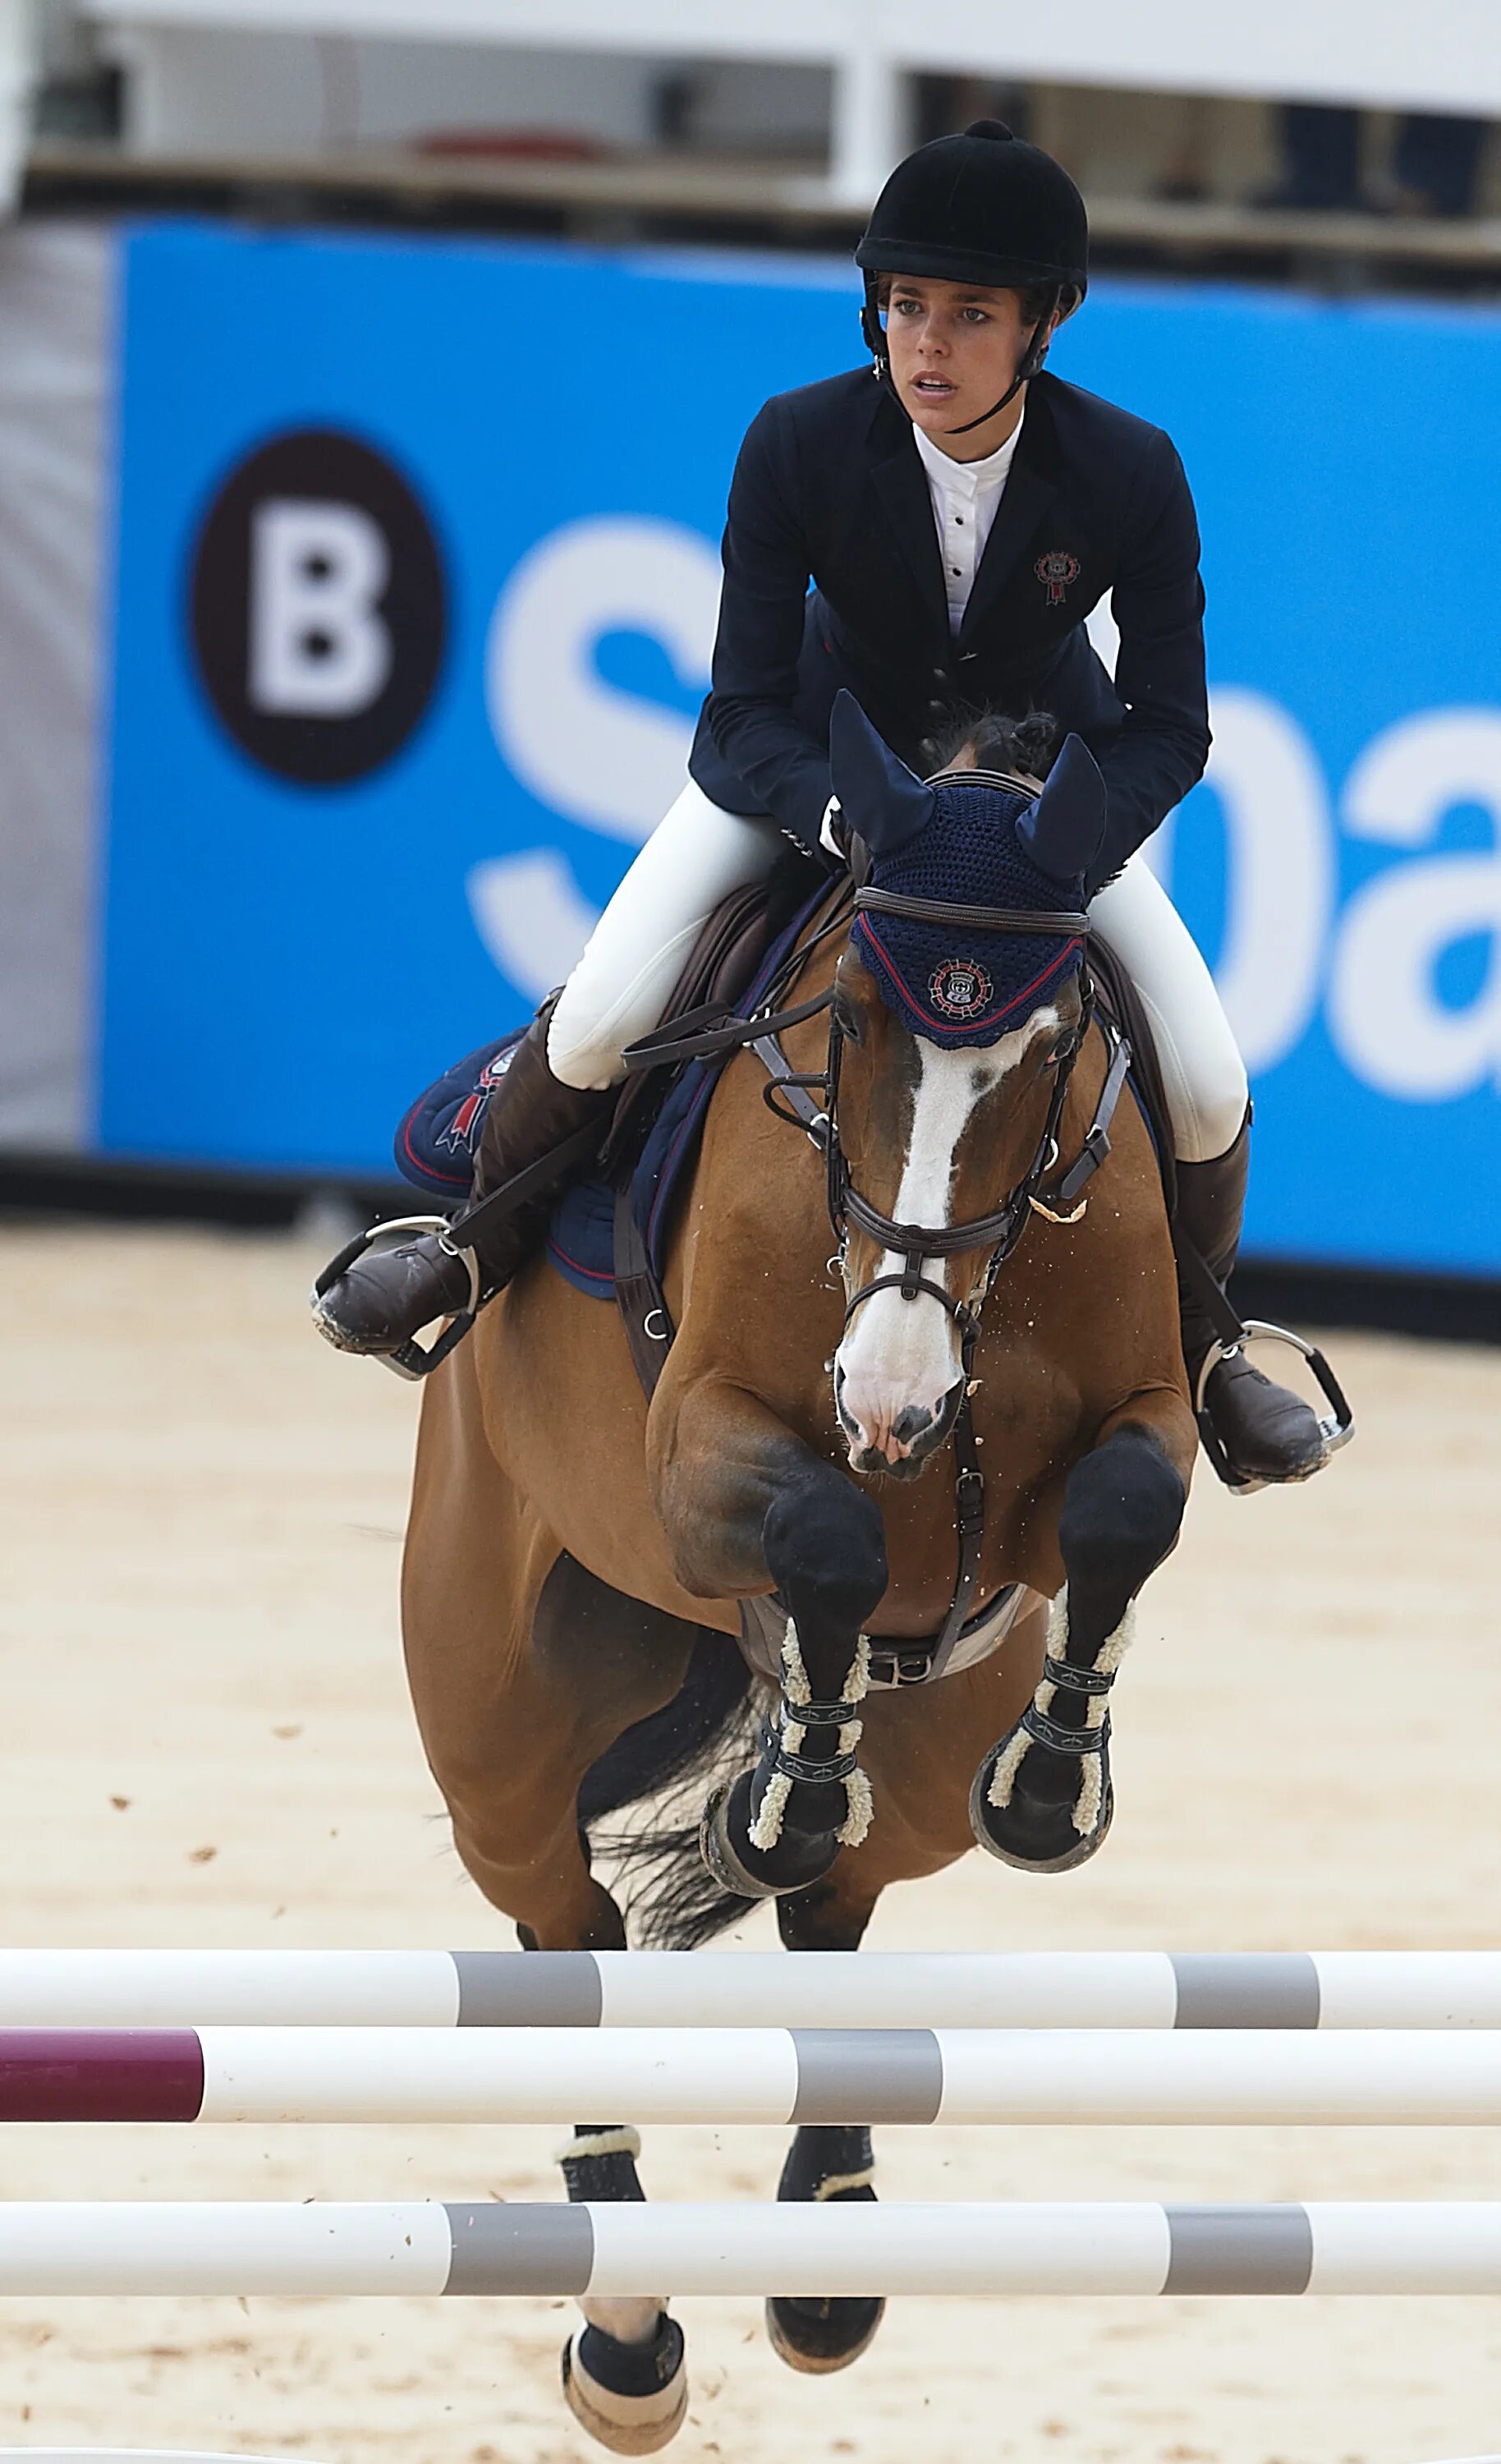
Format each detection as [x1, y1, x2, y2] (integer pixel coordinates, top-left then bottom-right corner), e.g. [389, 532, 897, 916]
[929, 955, 994, 1021]
[1035, 548, 1081, 606]
[438, 1044, 513, 1155]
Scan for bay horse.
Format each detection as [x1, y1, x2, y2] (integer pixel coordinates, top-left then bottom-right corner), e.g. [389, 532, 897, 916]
[402, 693, 1196, 2448]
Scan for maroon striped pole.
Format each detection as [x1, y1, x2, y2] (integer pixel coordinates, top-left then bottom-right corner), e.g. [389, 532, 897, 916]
[0, 2033, 204, 2122]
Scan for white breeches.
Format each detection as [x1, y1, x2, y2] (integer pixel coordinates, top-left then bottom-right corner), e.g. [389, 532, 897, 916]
[548, 784, 782, 1092]
[1089, 857, 1249, 1163]
[547, 779, 1248, 1166]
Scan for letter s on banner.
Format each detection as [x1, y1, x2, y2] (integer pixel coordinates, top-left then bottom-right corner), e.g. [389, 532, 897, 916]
[1329, 708, 1501, 1101]
[486, 515, 722, 844]
[1196, 688, 1333, 1076]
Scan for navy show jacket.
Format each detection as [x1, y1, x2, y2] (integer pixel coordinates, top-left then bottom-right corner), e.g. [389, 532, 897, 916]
[689, 365, 1211, 892]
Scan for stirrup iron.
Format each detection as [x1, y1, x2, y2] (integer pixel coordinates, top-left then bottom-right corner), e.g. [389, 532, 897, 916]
[310, 1213, 481, 1383]
[1194, 1318, 1354, 1496]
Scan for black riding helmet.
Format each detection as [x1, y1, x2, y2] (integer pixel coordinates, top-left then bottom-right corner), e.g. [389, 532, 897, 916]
[856, 119, 1090, 434]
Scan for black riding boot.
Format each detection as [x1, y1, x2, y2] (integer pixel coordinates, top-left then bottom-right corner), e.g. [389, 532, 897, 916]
[1176, 1110, 1326, 1486]
[311, 998, 613, 1360]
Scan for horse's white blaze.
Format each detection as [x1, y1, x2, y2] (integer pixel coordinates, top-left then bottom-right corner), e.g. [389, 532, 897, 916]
[835, 1009, 1059, 1466]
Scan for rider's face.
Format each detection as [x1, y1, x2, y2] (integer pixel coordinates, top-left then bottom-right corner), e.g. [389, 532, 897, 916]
[884, 278, 1042, 460]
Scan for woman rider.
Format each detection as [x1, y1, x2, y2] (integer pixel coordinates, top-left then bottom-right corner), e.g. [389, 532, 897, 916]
[315, 117, 1324, 1488]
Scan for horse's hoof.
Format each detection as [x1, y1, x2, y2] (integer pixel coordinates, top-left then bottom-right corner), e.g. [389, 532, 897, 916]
[561, 2315, 688, 2455]
[699, 1772, 841, 1901]
[765, 2293, 886, 2374]
[968, 1752, 1114, 1873]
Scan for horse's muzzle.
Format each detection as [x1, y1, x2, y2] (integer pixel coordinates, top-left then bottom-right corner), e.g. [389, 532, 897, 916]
[833, 1365, 966, 1478]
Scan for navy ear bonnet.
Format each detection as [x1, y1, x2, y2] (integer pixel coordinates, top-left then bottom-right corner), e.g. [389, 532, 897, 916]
[851, 783, 1087, 1045]
[831, 697, 1104, 1049]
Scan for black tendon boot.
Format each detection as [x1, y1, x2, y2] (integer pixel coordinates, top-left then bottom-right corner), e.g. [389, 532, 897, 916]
[311, 995, 613, 1366]
[700, 1632, 874, 1901]
[1176, 1110, 1326, 1485]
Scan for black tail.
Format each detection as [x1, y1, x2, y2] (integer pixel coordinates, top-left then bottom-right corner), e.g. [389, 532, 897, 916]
[577, 1630, 760, 1949]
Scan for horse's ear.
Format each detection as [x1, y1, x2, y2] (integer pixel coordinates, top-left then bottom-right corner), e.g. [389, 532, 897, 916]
[1017, 733, 1108, 885]
[829, 690, 936, 859]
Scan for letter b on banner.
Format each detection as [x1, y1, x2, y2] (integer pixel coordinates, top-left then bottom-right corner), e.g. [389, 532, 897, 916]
[190, 428, 444, 784]
[249, 499, 392, 717]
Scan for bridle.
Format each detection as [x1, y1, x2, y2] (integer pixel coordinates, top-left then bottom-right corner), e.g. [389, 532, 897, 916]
[829, 903, 1092, 1345]
[753, 770, 1127, 1381]
[631, 789, 1134, 1680]
[815, 894, 1129, 1676]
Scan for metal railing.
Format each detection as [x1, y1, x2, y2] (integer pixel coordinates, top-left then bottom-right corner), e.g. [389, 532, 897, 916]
[25, 136, 1501, 291]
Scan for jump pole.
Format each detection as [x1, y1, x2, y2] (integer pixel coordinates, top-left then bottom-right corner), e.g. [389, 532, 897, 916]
[5, 1951, 1501, 2030]
[2, 2201, 1501, 2297]
[8, 2026, 1501, 2125]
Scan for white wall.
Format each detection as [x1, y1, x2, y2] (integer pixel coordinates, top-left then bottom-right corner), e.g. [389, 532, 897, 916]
[0, 221, 108, 1151]
[900, 0, 1501, 117]
[79, 0, 1501, 117]
[1, 0, 41, 214]
[107, 27, 664, 157]
[687, 60, 832, 156]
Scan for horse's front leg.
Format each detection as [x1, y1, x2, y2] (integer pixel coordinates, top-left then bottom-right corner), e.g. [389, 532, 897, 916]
[558, 2125, 687, 2455]
[764, 1878, 888, 2376]
[650, 1380, 888, 1898]
[971, 1401, 1192, 1871]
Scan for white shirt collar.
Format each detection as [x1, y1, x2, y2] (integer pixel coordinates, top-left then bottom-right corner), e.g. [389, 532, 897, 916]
[911, 401, 1026, 497]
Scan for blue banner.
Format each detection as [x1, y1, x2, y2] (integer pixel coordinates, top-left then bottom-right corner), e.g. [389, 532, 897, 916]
[101, 221, 1501, 1276]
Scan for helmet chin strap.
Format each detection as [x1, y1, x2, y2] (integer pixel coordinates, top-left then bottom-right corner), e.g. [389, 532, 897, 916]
[861, 280, 1062, 442]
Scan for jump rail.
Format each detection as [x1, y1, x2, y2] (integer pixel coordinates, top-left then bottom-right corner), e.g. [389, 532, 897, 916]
[5, 1951, 1501, 2030]
[3, 2201, 1501, 2296]
[10, 2026, 1501, 2124]
[0, 2445, 1487, 2464]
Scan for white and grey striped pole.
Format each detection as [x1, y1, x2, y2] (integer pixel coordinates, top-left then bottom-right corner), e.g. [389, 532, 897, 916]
[2, 2204, 1501, 2297]
[4, 1951, 1501, 2030]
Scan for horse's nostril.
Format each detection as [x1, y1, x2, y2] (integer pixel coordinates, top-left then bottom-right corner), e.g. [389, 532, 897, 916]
[891, 1404, 934, 1447]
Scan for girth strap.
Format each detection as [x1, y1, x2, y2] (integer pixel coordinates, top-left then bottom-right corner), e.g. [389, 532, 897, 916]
[613, 1186, 675, 1400]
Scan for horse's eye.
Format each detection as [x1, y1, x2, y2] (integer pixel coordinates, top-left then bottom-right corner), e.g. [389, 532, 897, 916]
[1044, 1032, 1078, 1069]
[833, 992, 863, 1046]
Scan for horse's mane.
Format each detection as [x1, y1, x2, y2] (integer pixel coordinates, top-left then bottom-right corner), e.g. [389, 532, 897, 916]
[930, 706, 1058, 780]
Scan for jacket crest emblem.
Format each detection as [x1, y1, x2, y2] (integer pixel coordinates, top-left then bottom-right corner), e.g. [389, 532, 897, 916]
[1035, 549, 1081, 607]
